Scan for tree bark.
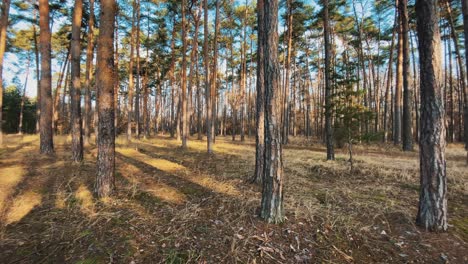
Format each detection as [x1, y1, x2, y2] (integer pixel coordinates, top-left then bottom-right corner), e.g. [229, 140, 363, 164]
[383, 13, 397, 143]
[39, 0, 54, 154]
[114, 8, 119, 136]
[95, 0, 116, 198]
[127, 0, 137, 142]
[415, 0, 447, 232]
[33, 9, 40, 134]
[260, 0, 284, 224]
[444, 1, 465, 144]
[204, 0, 212, 153]
[212, 0, 220, 143]
[252, 0, 265, 184]
[282, 0, 293, 145]
[70, 0, 84, 162]
[84, 0, 95, 145]
[460, 0, 468, 161]
[324, 0, 334, 160]
[134, 0, 141, 139]
[394, 1, 403, 145]
[169, 16, 176, 138]
[181, 0, 188, 148]
[53, 50, 70, 132]
[18, 56, 30, 135]
[400, 0, 413, 151]
[0, 0, 10, 145]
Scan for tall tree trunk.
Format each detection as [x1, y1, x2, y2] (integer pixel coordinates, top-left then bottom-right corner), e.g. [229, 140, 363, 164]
[239, 1, 247, 142]
[401, 0, 413, 151]
[61, 65, 71, 133]
[127, 0, 137, 142]
[248, 36, 254, 138]
[18, 56, 30, 135]
[196, 47, 202, 140]
[383, 14, 397, 143]
[324, 0, 334, 160]
[114, 7, 119, 136]
[95, 0, 116, 198]
[169, 16, 176, 138]
[212, 0, 220, 143]
[415, 0, 447, 231]
[135, 0, 141, 139]
[204, 0, 212, 153]
[448, 33, 454, 143]
[410, 30, 420, 142]
[252, 0, 265, 184]
[181, 0, 188, 148]
[462, 0, 468, 161]
[32, 9, 40, 134]
[70, 0, 84, 162]
[394, 2, 403, 145]
[445, 1, 467, 145]
[0, 0, 10, 145]
[282, 0, 293, 145]
[53, 50, 70, 132]
[84, 0, 95, 145]
[260, 0, 284, 224]
[189, 1, 201, 140]
[143, 8, 150, 139]
[39, 0, 54, 154]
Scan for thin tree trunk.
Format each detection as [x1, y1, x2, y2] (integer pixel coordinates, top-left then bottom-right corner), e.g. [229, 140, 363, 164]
[282, 0, 293, 145]
[95, 0, 116, 198]
[189, 1, 201, 141]
[196, 47, 202, 140]
[462, 0, 468, 161]
[33, 8, 40, 134]
[212, 0, 220, 143]
[204, 0, 212, 153]
[394, 1, 403, 145]
[135, 0, 141, 139]
[252, 0, 265, 184]
[446, 1, 467, 147]
[169, 16, 176, 138]
[0, 0, 10, 145]
[114, 7, 119, 136]
[39, 0, 54, 154]
[18, 56, 30, 135]
[410, 30, 419, 142]
[127, 0, 137, 142]
[53, 50, 70, 132]
[448, 32, 454, 143]
[181, 0, 188, 148]
[384, 13, 397, 143]
[84, 0, 95, 145]
[324, 0, 334, 160]
[401, 0, 413, 151]
[70, 0, 84, 162]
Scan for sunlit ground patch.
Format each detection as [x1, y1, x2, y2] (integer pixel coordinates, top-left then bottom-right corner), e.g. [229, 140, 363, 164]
[75, 184, 96, 215]
[188, 175, 240, 196]
[119, 161, 187, 204]
[119, 147, 240, 196]
[0, 166, 25, 211]
[5, 191, 42, 224]
[54, 190, 66, 209]
[117, 148, 186, 172]
[144, 182, 187, 204]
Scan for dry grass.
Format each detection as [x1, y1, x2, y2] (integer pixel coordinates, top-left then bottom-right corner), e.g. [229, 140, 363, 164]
[0, 134, 467, 263]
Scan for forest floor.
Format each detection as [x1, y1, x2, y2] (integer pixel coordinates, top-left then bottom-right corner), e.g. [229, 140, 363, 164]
[0, 134, 467, 263]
